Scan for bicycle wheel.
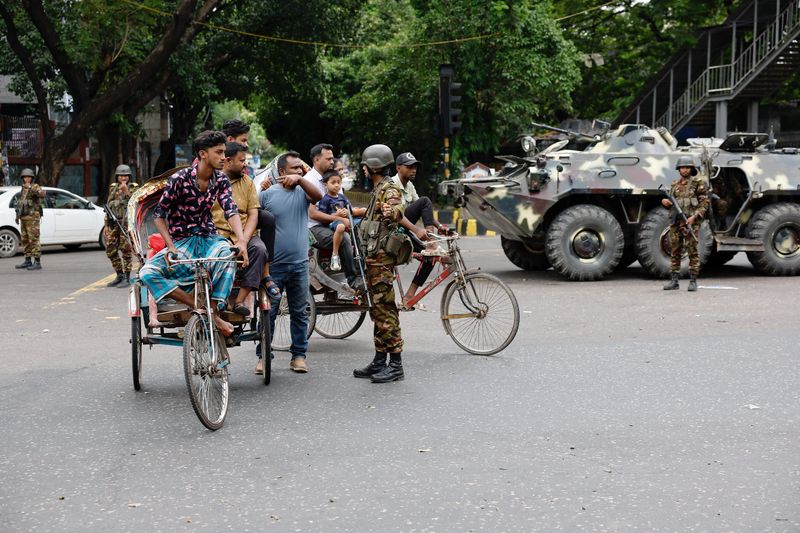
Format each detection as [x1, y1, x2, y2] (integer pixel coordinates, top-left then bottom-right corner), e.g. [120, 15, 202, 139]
[183, 313, 229, 430]
[314, 304, 366, 339]
[440, 272, 520, 356]
[272, 290, 317, 351]
[131, 315, 143, 391]
[259, 306, 272, 386]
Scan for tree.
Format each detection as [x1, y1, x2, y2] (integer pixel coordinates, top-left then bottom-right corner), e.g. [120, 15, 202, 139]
[313, 0, 580, 187]
[555, 0, 735, 121]
[0, 0, 221, 187]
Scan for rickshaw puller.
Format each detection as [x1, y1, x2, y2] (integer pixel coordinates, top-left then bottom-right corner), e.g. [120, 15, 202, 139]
[139, 131, 249, 336]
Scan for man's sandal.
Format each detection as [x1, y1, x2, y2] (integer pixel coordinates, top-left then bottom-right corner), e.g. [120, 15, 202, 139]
[261, 276, 281, 299]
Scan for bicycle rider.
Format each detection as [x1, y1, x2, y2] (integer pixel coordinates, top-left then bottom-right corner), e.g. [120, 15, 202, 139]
[139, 131, 249, 337]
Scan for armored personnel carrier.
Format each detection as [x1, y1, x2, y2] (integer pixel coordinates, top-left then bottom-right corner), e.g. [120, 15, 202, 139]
[442, 123, 800, 280]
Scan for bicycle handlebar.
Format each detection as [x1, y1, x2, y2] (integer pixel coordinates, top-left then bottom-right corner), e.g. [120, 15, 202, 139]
[167, 247, 238, 266]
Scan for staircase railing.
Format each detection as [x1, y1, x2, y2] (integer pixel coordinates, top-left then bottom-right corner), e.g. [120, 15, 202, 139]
[654, 0, 800, 130]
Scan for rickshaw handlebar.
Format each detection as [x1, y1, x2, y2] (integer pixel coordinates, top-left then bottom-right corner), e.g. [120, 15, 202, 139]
[167, 247, 239, 266]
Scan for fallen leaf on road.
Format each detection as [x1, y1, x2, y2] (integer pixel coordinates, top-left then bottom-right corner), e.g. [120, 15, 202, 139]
[418, 448, 431, 453]
[127, 503, 142, 508]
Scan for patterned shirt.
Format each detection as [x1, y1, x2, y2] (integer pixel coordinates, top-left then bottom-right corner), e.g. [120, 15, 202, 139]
[154, 163, 238, 240]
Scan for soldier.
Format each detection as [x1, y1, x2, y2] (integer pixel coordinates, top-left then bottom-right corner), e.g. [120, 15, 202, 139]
[105, 165, 138, 287]
[662, 156, 709, 292]
[14, 168, 45, 271]
[353, 144, 408, 383]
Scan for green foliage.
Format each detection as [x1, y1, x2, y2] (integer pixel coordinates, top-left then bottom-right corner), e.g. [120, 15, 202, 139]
[308, 0, 580, 186]
[556, 0, 736, 120]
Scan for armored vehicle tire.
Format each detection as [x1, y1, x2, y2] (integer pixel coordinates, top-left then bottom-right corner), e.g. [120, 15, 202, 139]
[545, 205, 624, 281]
[746, 203, 800, 276]
[635, 207, 713, 278]
[500, 236, 550, 271]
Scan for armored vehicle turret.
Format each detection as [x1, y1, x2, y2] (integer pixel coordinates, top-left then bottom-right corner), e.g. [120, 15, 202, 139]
[442, 123, 800, 280]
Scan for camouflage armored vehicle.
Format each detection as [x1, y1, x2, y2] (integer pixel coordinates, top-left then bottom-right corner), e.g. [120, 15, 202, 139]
[442, 123, 800, 280]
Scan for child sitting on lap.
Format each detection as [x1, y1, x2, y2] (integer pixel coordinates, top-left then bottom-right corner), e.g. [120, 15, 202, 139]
[317, 170, 366, 271]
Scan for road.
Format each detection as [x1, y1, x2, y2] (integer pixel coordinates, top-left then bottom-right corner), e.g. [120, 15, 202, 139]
[1, 239, 798, 532]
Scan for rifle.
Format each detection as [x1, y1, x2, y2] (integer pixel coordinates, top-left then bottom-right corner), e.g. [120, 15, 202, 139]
[103, 203, 137, 252]
[347, 204, 371, 307]
[658, 184, 697, 242]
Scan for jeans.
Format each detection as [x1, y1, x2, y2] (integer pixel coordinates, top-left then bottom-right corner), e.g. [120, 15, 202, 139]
[268, 260, 309, 359]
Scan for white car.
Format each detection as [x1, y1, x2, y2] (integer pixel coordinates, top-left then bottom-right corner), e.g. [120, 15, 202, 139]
[0, 186, 107, 258]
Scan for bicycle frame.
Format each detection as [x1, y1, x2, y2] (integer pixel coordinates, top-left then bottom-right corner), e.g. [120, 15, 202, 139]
[168, 251, 237, 365]
[395, 233, 482, 316]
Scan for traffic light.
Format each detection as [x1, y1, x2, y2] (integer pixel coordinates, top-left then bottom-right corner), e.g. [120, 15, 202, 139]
[438, 64, 462, 136]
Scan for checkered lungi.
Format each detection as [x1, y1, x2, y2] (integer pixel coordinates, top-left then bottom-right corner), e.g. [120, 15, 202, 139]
[139, 234, 236, 308]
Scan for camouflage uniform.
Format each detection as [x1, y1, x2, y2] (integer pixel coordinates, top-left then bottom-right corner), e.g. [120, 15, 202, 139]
[105, 181, 137, 273]
[668, 176, 709, 275]
[16, 184, 44, 259]
[364, 178, 405, 354]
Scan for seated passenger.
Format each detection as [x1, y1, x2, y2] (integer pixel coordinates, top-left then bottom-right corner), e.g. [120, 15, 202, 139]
[211, 141, 266, 316]
[138, 131, 249, 336]
[306, 143, 361, 289]
[316, 169, 366, 271]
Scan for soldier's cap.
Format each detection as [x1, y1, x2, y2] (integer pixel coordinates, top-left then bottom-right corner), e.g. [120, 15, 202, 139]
[20, 168, 35, 178]
[395, 152, 421, 167]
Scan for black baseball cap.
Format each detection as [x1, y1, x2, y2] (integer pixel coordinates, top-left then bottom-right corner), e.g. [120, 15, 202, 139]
[395, 152, 421, 167]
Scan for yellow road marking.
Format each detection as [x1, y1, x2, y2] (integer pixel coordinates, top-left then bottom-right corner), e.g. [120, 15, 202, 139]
[70, 274, 117, 297]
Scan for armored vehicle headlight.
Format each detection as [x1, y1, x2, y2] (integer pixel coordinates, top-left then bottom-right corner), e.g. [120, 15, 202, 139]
[521, 136, 536, 155]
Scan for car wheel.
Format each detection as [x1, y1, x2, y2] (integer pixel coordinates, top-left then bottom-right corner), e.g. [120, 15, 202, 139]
[99, 229, 106, 250]
[0, 228, 20, 258]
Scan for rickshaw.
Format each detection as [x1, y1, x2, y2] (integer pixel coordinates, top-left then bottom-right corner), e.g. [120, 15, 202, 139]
[125, 168, 272, 431]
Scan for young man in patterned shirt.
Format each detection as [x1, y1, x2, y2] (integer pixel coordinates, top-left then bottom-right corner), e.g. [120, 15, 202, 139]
[139, 131, 249, 336]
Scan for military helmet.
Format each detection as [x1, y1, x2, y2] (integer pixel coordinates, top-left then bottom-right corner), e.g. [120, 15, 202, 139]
[20, 168, 35, 178]
[675, 155, 698, 176]
[361, 144, 394, 171]
[114, 164, 132, 176]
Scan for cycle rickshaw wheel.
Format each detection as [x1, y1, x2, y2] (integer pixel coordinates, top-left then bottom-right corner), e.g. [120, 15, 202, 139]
[183, 313, 229, 430]
[131, 315, 143, 391]
[314, 308, 366, 339]
[272, 290, 317, 351]
[440, 272, 520, 356]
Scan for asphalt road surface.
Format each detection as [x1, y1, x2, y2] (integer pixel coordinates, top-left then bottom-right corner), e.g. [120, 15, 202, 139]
[1, 239, 798, 532]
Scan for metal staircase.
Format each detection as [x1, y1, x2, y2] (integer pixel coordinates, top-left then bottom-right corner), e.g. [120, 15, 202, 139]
[616, 0, 800, 136]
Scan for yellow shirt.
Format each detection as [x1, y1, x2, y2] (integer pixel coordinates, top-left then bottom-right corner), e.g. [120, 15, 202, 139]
[212, 174, 259, 241]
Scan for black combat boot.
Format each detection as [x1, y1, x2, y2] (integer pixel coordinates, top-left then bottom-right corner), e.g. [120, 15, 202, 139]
[15, 257, 32, 269]
[663, 272, 679, 290]
[687, 275, 698, 292]
[27, 258, 41, 270]
[353, 352, 387, 379]
[117, 272, 131, 288]
[370, 354, 404, 383]
[107, 271, 124, 287]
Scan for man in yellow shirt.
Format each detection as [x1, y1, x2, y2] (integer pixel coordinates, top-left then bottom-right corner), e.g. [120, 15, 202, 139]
[211, 142, 267, 316]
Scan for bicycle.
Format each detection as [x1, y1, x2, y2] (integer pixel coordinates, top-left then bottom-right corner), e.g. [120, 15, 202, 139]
[397, 230, 520, 355]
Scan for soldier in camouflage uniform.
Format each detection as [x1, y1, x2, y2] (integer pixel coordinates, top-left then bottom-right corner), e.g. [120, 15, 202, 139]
[353, 144, 407, 383]
[14, 168, 45, 271]
[662, 156, 709, 291]
[105, 165, 138, 287]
